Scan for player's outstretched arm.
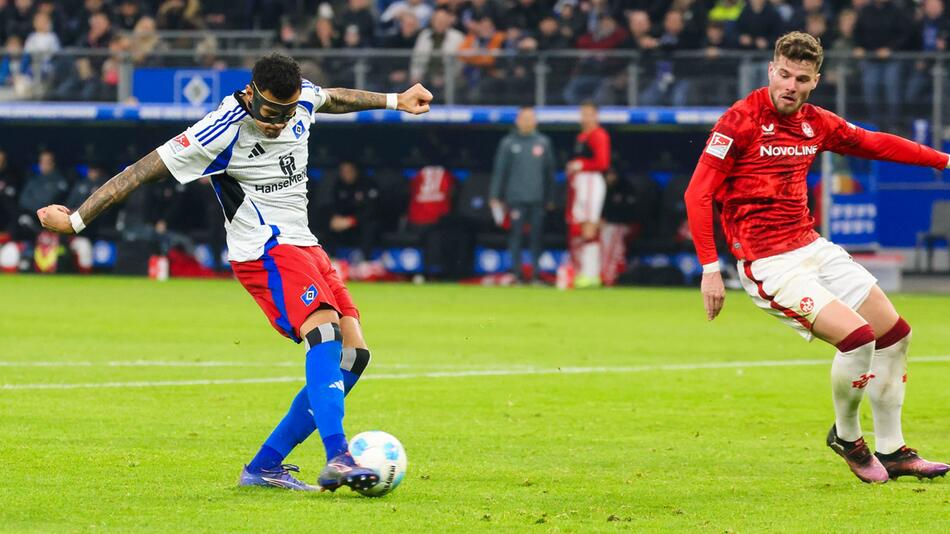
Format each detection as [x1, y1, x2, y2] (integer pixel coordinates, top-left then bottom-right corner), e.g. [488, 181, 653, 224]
[320, 84, 433, 115]
[36, 150, 170, 234]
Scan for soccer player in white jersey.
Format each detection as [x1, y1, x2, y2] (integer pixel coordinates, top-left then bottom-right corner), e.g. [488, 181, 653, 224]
[37, 53, 433, 492]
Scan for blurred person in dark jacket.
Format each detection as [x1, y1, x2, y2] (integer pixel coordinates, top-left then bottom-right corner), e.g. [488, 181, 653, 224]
[16, 149, 68, 239]
[317, 160, 381, 262]
[490, 106, 556, 283]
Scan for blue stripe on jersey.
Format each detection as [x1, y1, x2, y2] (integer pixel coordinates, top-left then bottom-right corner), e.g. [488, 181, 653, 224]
[302, 79, 316, 89]
[261, 229, 300, 343]
[195, 103, 241, 139]
[197, 107, 242, 143]
[198, 108, 247, 146]
[202, 127, 241, 176]
[298, 100, 313, 115]
[249, 199, 266, 225]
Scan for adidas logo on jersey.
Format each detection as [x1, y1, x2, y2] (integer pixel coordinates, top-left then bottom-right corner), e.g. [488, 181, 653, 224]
[248, 143, 265, 159]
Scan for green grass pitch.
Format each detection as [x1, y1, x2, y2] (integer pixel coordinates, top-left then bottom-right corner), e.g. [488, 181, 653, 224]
[1, 275, 948, 532]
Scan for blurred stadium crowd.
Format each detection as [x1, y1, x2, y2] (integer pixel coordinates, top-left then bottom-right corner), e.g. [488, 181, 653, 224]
[0, 0, 948, 119]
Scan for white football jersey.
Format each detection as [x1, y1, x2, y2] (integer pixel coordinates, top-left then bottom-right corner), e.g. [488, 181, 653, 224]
[156, 79, 328, 262]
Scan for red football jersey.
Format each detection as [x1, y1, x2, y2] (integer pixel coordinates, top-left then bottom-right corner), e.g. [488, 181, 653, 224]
[573, 126, 611, 172]
[685, 87, 948, 264]
[408, 166, 454, 225]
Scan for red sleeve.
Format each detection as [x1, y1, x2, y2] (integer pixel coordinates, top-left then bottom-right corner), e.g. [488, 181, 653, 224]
[579, 128, 611, 172]
[821, 110, 949, 170]
[684, 160, 731, 266]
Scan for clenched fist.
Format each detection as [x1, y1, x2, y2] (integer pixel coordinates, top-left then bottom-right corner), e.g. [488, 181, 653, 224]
[36, 205, 75, 234]
[397, 84, 433, 115]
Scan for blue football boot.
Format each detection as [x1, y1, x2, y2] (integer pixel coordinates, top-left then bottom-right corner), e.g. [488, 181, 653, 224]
[238, 464, 317, 491]
[318, 452, 379, 492]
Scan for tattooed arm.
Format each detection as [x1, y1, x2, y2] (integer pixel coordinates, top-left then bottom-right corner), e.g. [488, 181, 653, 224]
[36, 150, 171, 234]
[320, 83, 433, 115]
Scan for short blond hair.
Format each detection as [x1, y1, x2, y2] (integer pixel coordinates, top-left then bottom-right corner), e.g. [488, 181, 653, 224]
[774, 31, 824, 72]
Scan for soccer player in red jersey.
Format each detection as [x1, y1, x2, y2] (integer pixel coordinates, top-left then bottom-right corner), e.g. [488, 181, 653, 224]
[685, 32, 949, 483]
[566, 101, 611, 288]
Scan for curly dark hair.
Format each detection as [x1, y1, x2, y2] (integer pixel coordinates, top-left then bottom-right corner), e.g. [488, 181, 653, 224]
[252, 53, 302, 100]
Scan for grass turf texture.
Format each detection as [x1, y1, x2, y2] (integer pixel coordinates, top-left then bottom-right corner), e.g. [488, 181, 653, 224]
[1, 275, 948, 533]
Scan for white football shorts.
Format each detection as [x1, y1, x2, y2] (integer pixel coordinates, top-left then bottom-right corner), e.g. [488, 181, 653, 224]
[737, 237, 878, 341]
[570, 171, 606, 224]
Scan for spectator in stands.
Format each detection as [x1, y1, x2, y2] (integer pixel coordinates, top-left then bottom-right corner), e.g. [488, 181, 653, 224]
[410, 7, 464, 92]
[381, 0, 433, 33]
[70, 0, 113, 47]
[0, 34, 32, 98]
[0, 149, 21, 238]
[458, 15, 505, 103]
[693, 21, 737, 104]
[707, 0, 744, 45]
[382, 12, 421, 89]
[854, 0, 910, 131]
[503, 0, 544, 33]
[459, 0, 505, 35]
[623, 10, 658, 51]
[319, 160, 382, 262]
[536, 15, 570, 50]
[128, 16, 166, 67]
[4, 0, 35, 41]
[771, 0, 805, 34]
[115, 0, 144, 32]
[80, 11, 113, 50]
[562, 13, 627, 104]
[48, 56, 102, 100]
[736, 0, 782, 51]
[16, 149, 68, 239]
[671, 0, 709, 48]
[34, 1, 68, 43]
[906, 0, 949, 116]
[802, 0, 834, 22]
[554, 1, 586, 43]
[304, 13, 338, 49]
[640, 10, 692, 106]
[23, 10, 58, 80]
[156, 0, 205, 36]
[337, 0, 376, 47]
[490, 106, 556, 284]
[805, 12, 828, 42]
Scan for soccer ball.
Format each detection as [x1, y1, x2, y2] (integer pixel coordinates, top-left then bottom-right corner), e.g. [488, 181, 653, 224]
[349, 431, 407, 496]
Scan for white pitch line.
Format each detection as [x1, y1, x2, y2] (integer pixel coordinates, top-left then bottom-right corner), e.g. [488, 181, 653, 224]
[2, 355, 949, 391]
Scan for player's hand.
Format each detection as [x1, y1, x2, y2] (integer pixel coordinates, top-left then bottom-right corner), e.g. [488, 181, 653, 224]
[700, 271, 725, 321]
[36, 204, 75, 234]
[489, 198, 505, 212]
[566, 160, 583, 175]
[398, 83, 432, 115]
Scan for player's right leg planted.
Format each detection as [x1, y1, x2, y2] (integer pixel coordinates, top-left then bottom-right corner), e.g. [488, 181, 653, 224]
[301, 321, 378, 492]
[825, 324, 889, 483]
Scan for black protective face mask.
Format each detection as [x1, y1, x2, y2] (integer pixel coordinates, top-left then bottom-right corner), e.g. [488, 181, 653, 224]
[249, 81, 298, 124]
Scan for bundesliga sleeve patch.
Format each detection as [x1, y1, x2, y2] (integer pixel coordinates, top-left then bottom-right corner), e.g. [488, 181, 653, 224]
[705, 132, 734, 160]
[170, 133, 190, 154]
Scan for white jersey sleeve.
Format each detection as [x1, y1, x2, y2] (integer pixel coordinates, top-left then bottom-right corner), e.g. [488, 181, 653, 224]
[300, 78, 329, 124]
[156, 95, 250, 184]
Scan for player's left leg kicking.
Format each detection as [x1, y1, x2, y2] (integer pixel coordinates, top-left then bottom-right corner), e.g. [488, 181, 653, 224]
[232, 243, 378, 492]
